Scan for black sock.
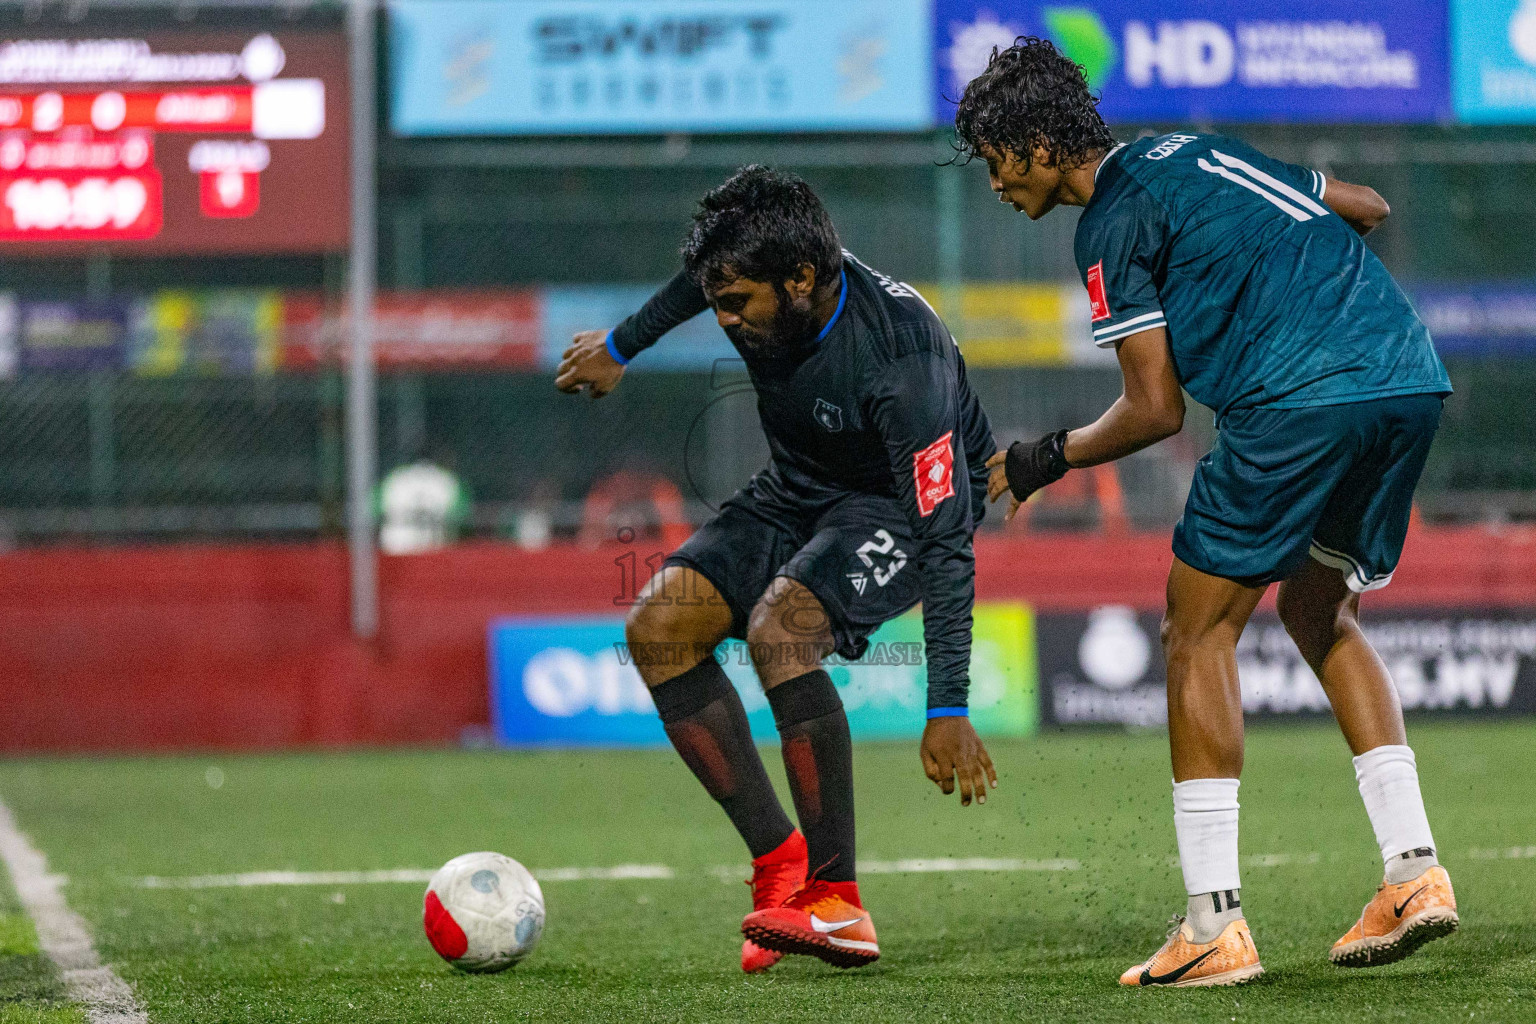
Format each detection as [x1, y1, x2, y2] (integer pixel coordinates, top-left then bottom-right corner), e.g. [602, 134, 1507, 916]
[767, 669, 856, 883]
[651, 658, 795, 859]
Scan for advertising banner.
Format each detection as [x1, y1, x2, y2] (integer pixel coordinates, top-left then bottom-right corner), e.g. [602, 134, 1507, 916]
[1412, 283, 1536, 356]
[936, 1, 1452, 124]
[0, 29, 349, 252]
[489, 603, 1037, 747]
[389, 0, 934, 135]
[281, 292, 543, 370]
[0, 293, 14, 379]
[17, 297, 129, 372]
[1038, 606, 1536, 728]
[541, 281, 1110, 372]
[913, 281, 1111, 367]
[1453, 0, 1536, 123]
[541, 284, 733, 370]
[130, 290, 283, 375]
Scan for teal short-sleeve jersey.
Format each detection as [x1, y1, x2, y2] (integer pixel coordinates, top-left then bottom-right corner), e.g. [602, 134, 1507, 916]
[1075, 133, 1450, 416]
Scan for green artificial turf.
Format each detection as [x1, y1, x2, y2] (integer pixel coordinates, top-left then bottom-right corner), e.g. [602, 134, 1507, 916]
[0, 857, 78, 1024]
[0, 720, 1531, 1023]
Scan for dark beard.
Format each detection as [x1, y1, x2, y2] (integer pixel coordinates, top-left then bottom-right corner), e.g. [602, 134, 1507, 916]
[724, 297, 820, 362]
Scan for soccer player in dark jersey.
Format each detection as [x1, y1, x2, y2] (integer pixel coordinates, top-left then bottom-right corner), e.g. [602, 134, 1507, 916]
[954, 40, 1458, 987]
[555, 166, 998, 973]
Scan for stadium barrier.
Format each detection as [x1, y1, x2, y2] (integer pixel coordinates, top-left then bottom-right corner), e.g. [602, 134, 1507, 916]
[1, 525, 1533, 754]
[0, 282, 1531, 379]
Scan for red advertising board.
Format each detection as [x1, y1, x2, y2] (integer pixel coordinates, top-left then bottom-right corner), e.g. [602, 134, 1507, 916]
[0, 30, 347, 252]
[282, 292, 544, 370]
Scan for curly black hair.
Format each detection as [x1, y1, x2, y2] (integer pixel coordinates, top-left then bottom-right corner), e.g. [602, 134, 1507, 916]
[953, 36, 1116, 172]
[681, 165, 842, 293]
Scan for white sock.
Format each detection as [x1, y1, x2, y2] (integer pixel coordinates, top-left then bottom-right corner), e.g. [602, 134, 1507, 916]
[1185, 889, 1243, 944]
[1353, 744, 1438, 883]
[1173, 777, 1242, 897]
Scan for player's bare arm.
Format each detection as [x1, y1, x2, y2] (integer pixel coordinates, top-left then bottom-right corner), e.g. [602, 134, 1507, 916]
[986, 327, 1182, 519]
[1321, 177, 1391, 235]
[554, 328, 626, 398]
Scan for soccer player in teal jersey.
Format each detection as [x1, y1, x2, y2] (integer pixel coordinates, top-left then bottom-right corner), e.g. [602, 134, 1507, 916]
[954, 39, 1459, 987]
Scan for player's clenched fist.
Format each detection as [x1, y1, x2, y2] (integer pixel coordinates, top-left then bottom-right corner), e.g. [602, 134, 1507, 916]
[555, 328, 626, 399]
[920, 716, 997, 806]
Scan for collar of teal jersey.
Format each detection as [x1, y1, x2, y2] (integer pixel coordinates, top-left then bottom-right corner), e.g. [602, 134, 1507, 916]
[1094, 142, 1128, 185]
[814, 268, 848, 343]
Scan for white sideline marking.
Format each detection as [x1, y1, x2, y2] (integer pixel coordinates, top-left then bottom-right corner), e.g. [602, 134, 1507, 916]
[135, 864, 674, 890]
[1468, 846, 1536, 860]
[859, 857, 1081, 874]
[1246, 852, 1324, 868]
[0, 798, 148, 1024]
[134, 845, 1533, 893]
[709, 856, 1080, 883]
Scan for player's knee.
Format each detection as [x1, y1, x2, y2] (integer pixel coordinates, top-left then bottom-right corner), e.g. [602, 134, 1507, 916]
[1277, 588, 1349, 649]
[1159, 612, 1233, 670]
[1160, 614, 1198, 665]
[744, 592, 793, 652]
[745, 580, 828, 673]
[626, 589, 713, 668]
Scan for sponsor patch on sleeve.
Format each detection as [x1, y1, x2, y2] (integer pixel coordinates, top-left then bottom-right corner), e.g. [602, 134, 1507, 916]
[912, 431, 956, 517]
[1086, 260, 1110, 322]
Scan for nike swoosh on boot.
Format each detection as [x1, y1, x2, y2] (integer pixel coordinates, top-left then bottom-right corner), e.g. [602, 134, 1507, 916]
[811, 913, 865, 933]
[1140, 948, 1218, 986]
[1394, 885, 1430, 918]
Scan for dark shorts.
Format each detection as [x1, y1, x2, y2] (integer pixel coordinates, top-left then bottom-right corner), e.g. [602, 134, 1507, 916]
[664, 489, 922, 661]
[1173, 392, 1445, 591]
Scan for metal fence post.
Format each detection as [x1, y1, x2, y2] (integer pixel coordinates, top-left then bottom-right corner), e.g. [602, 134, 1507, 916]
[348, 0, 380, 639]
[935, 134, 965, 344]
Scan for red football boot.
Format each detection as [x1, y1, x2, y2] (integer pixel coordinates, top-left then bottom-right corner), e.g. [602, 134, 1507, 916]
[741, 830, 808, 973]
[742, 873, 879, 969]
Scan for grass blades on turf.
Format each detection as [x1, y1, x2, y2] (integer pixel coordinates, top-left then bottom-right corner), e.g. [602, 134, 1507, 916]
[0, 858, 83, 1024]
[0, 720, 1532, 1024]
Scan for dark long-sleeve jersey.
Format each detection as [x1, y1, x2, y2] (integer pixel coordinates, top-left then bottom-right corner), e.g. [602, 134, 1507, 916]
[611, 252, 996, 708]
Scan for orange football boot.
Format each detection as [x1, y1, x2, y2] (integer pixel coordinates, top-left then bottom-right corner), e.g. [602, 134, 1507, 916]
[1330, 864, 1458, 967]
[742, 875, 879, 969]
[741, 830, 807, 974]
[1120, 917, 1264, 988]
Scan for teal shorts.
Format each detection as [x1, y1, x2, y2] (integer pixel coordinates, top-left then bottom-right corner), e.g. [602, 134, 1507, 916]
[1172, 393, 1446, 592]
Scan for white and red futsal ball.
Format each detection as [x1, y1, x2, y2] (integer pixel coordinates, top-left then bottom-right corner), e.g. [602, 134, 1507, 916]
[423, 852, 545, 972]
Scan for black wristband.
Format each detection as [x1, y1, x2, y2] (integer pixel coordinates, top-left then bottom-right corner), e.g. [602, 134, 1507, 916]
[1004, 429, 1072, 502]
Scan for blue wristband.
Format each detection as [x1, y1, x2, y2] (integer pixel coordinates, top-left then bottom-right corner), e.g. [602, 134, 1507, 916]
[603, 329, 630, 366]
[926, 707, 969, 719]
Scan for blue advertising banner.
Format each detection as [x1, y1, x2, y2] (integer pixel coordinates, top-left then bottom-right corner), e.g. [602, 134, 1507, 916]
[1453, 1, 1536, 123]
[18, 298, 130, 373]
[488, 605, 1037, 747]
[389, 0, 934, 136]
[541, 285, 734, 370]
[1412, 283, 1536, 356]
[936, 2, 1452, 124]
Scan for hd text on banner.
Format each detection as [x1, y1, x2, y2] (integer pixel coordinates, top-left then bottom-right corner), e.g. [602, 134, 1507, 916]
[488, 603, 1037, 747]
[388, 0, 933, 135]
[936, 1, 1452, 124]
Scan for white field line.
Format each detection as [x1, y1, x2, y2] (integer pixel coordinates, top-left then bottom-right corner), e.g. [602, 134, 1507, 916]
[859, 857, 1081, 874]
[1245, 852, 1324, 868]
[130, 845, 1533, 892]
[1468, 846, 1536, 860]
[136, 864, 674, 890]
[0, 798, 147, 1024]
[141, 858, 1080, 892]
